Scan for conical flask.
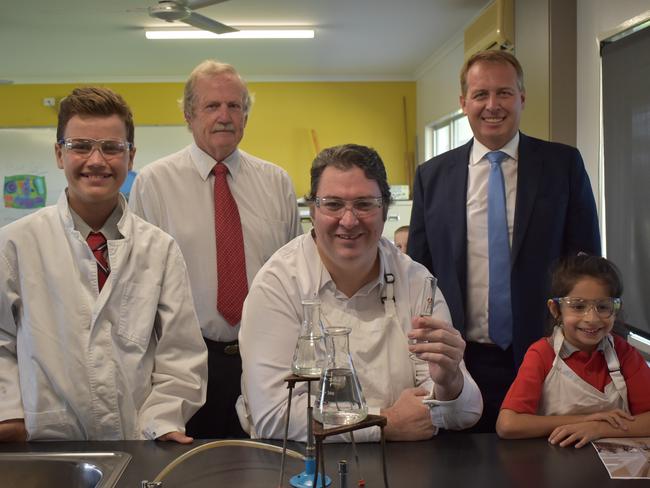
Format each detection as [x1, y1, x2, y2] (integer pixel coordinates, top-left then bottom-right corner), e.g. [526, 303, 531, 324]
[313, 327, 367, 426]
[291, 299, 326, 378]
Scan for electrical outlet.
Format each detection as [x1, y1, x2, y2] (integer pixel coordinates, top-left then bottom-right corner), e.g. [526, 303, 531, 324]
[43, 97, 56, 107]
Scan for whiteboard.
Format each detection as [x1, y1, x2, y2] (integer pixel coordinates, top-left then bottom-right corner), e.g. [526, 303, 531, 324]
[0, 126, 193, 227]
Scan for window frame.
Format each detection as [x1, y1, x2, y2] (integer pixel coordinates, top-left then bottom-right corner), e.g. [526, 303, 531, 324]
[424, 109, 472, 160]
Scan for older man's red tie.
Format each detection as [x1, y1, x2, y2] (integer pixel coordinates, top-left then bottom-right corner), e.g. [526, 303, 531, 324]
[213, 163, 248, 326]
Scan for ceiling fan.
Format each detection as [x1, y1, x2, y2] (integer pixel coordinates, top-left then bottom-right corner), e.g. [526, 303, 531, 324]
[148, 0, 238, 35]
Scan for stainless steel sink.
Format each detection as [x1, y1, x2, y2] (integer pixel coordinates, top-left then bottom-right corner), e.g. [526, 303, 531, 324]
[0, 451, 131, 488]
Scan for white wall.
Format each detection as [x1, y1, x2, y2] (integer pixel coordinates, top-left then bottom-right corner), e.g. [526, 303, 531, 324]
[576, 0, 650, 215]
[0, 127, 192, 227]
[415, 32, 465, 164]
[515, 0, 550, 141]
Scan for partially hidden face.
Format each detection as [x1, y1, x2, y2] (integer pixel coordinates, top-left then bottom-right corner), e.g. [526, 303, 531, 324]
[460, 60, 525, 150]
[394, 229, 409, 253]
[186, 73, 247, 162]
[311, 165, 385, 272]
[55, 114, 134, 214]
[548, 277, 617, 353]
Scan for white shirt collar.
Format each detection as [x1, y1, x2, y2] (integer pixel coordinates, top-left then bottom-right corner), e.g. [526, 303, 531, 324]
[469, 132, 520, 166]
[189, 142, 241, 181]
[67, 193, 124, 241]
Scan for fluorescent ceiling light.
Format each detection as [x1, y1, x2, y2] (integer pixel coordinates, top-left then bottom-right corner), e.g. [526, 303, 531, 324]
[145, 29, 315, 40]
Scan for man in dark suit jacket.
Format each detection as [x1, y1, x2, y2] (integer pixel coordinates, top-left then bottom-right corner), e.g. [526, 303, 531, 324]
[408, 50, 600, 432]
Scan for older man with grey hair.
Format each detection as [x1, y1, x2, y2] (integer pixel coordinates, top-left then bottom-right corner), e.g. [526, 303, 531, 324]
[130, 59, 301, 438]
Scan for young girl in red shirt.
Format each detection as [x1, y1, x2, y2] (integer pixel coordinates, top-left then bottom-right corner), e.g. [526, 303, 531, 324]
[496, 255, 650, 447]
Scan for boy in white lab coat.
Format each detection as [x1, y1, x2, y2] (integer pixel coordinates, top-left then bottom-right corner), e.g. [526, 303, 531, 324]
[0, 87, 207, 443]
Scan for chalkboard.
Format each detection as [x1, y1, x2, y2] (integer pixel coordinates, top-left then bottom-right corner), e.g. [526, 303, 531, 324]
[0, 126, 193, 227]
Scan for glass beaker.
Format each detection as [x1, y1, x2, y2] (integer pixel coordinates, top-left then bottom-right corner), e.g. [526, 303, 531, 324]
[291, 299, 326, 378]
[417, 276, 437, 318]
[408, 276, 438, 359]
[313, 327, 367, 426]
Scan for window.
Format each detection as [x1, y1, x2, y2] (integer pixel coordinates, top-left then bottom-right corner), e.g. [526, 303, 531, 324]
[424, 110, 473, 160]
[601, 21, 650, 338]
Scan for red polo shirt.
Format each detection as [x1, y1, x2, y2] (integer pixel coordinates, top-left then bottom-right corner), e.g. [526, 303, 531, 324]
[501, 334, 650, 415]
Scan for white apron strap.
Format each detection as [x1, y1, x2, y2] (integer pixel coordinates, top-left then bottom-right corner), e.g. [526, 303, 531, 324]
[602, 334, 630, 411]
[551, 325, 565, 364]
[381, 273, 396, 317]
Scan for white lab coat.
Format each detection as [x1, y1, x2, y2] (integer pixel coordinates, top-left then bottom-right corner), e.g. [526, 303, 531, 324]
[0, 192, 207, 440]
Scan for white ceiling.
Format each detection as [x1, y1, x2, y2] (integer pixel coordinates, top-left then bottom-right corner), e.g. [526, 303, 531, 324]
[1, 0, 490, 83]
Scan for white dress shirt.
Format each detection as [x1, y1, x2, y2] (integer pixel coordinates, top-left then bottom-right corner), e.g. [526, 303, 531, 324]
[238, 233, 482, 442]
[129, 144, 302, 342]
[0, 192, 207, 440]
[465, 133, 519, 343]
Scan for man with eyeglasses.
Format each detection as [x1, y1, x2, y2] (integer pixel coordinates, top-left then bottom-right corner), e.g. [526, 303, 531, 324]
[0, 87, 207, 442]
[129, 60, 301, 439]
[237, 144, 482, 442]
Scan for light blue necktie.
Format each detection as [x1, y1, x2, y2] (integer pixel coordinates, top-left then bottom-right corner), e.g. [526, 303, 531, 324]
[487, 150, 512, 350]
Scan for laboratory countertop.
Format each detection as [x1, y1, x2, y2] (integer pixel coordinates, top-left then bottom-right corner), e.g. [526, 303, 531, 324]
[0, 433, 646, 487]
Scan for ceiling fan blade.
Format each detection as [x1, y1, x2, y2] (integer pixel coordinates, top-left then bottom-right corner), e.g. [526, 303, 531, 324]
[183, 12, 238, 34]
[185, 0, 230, 10]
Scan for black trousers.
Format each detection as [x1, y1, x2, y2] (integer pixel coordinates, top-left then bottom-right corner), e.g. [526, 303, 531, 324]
[463, 342, 517, 433]
[185, 338, 247, 439]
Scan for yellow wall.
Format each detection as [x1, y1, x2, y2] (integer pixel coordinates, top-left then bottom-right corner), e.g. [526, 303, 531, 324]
[0, 82, 416, 198]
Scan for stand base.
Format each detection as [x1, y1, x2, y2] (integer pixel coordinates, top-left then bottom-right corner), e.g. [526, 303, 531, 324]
[313, 414, 389, 488]
[289, 471, 332, 488]
[290, 457, 331, 487]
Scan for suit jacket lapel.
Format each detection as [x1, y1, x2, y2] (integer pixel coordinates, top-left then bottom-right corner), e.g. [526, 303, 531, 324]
[512, 133, 543, 264]
[445, 140, 472, 289]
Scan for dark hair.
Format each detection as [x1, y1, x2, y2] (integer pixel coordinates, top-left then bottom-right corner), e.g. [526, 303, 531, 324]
[307, 144, 392, 220]
[547, 254, 625, 333]
[460, 50, 525, 96]
[550, 254, 623, 299]
[57, 87, 134, 144]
